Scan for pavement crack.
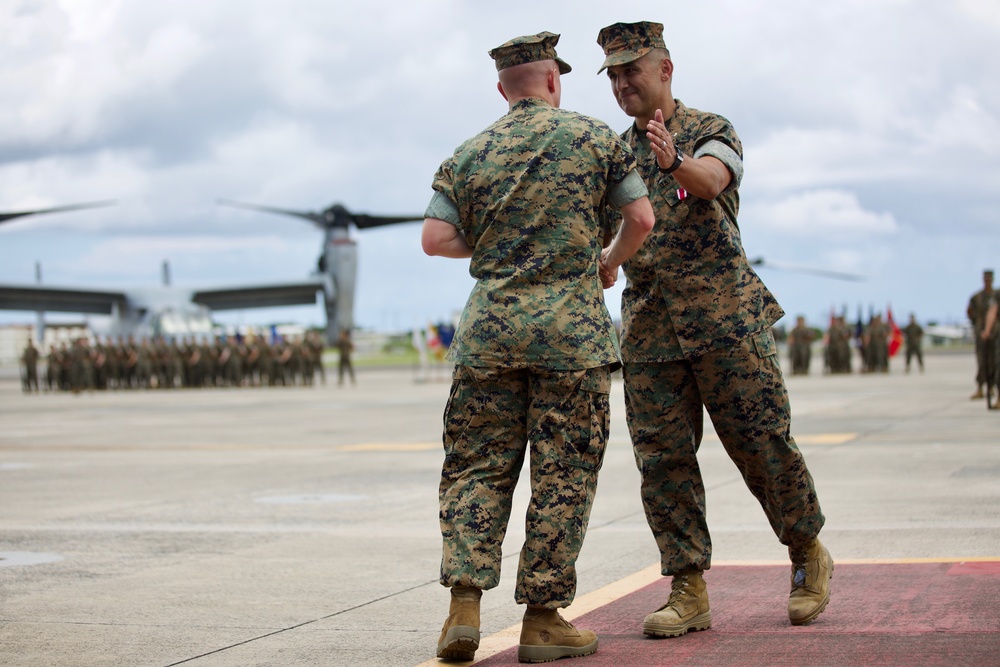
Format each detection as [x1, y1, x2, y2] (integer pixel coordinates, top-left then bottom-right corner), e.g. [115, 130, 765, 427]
[162, 578, 440, 666]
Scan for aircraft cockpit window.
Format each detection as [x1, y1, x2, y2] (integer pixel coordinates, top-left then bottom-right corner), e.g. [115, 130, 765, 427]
[151, 309, 214, 339]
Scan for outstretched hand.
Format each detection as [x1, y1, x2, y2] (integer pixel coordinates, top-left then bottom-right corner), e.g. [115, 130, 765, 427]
[645, 108, 678, 171]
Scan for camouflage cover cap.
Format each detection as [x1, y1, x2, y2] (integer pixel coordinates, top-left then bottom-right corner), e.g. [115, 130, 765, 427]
[489, 31, 572, 74]
[596, 21, 666, 73]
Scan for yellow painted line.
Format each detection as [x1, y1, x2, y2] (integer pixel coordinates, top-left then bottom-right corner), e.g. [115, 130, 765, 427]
[796, 433, 857, 445]
[0, 444, 284, 452]
[712, 556, 1000, 566]
[0, 442, 441, 452]
[336, 442, 439, 452]
[413, 555, 1000, 666]
[2, 435, 857, 453]
[805, 556, 1000, 565]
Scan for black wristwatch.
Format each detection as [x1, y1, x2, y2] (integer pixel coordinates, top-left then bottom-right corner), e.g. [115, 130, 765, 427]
[659, 152, 684, 175]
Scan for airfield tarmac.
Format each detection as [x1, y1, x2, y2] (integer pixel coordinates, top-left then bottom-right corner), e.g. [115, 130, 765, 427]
[1, 352, 999, 666]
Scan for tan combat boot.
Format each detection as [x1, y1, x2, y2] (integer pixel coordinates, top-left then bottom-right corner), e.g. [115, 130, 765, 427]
[517, 606, 598, 663]
[788, 538, 834, 625]
[436, 585, 482, 661]
[642, 568, 712, 637]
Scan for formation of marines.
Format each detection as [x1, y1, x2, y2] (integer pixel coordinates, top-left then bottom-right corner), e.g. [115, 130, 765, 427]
[20, 332, 328, 393]
[787, 312, 919, 376]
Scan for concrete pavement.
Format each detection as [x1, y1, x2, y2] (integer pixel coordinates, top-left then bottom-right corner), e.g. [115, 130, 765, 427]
[1, 352, 998, 666]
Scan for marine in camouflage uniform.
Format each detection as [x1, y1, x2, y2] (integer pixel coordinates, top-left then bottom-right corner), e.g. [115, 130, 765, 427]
[865, 314, 890, 373]
[307, 331, 326, 385]
[422, 31, 653, 663]
[980, 289, 1000, 407]
[69, 337, 94, 392]
[903, 314, 924, 373]
[968, 269, 995, 399]
[135, 340, 153, 389]
[826, 316, 854, 374]
[45, 344, 61, 391]
[21, 340, 40, 393]
[788, 316, 815, 376]
[597, 21, 829, 633]
[335, 330, 355, 386]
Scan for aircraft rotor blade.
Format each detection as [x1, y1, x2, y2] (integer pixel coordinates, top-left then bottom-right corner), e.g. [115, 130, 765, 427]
[352, 213, 425, 230]
[749, 257, 865, 282]
[0, 200, 117, 225]
[216, 199, 325, 227]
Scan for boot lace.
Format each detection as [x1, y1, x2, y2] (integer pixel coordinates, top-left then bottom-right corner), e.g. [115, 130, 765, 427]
[659, 573, 695, 611]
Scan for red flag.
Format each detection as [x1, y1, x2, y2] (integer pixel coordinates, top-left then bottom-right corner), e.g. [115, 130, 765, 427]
[887, 306, 904, 357]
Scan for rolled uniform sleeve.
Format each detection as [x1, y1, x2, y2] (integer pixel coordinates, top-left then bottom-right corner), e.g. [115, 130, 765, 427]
[424, 190, 461, 226]
[694, 139, 743, 191]
[607, 169, 648, 209]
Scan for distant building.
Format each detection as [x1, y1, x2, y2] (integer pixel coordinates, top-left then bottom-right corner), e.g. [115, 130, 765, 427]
[0, 322, 92, 366]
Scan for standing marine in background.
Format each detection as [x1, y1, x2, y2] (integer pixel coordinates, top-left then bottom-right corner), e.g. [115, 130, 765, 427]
[903, 314, 924, 373]
[787, 316, 815, 376]
[865, 314, 889, 373]
[979, 289, 1000, 408]
[968, 269, 995, 399]
[336, 330, 355, 386]
[825, 316, 853, 374]
[21, 339, 40, 393]
[45, 344, 62, 391]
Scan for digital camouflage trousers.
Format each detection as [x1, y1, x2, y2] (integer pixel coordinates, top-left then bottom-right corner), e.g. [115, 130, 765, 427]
[439, 364, 611, 608]
[623, 328, 825, 576]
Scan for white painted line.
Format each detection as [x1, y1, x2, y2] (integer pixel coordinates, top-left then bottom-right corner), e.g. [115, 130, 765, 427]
[0, 552, 64, 567]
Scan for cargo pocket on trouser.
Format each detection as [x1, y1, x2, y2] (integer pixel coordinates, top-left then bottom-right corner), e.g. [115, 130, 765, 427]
[751, 327, 778, 359]
[526, 366, 611, 473]
[442, 365, 475, 456]
[560, 367, 611, 473]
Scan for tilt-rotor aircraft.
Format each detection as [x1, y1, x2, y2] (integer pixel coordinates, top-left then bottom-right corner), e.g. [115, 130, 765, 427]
[0, 201, 422, 344]
[216, 200, 424, 344]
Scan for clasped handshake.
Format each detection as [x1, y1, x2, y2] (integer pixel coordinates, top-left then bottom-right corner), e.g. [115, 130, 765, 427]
[598, 250, 619, 290]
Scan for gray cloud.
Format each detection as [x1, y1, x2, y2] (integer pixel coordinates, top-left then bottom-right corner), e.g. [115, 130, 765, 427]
[1, 0, 998, 334]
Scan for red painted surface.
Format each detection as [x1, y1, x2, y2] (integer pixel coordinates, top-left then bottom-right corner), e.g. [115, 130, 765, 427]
[474, 563, 1000, 666]
[947, 561, 1000, 576]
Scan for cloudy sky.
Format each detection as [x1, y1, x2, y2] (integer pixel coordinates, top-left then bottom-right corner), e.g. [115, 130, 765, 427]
[2, 0, 998, 336]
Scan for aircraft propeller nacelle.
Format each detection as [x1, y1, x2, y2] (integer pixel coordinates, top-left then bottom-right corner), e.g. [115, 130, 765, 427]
[217, 199, 423, 345]
[320, 227, 356, 344]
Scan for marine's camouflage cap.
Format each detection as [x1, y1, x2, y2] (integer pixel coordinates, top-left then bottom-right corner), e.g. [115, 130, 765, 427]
[596, 21, 666, 73]
[489, 31, 572, 75]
